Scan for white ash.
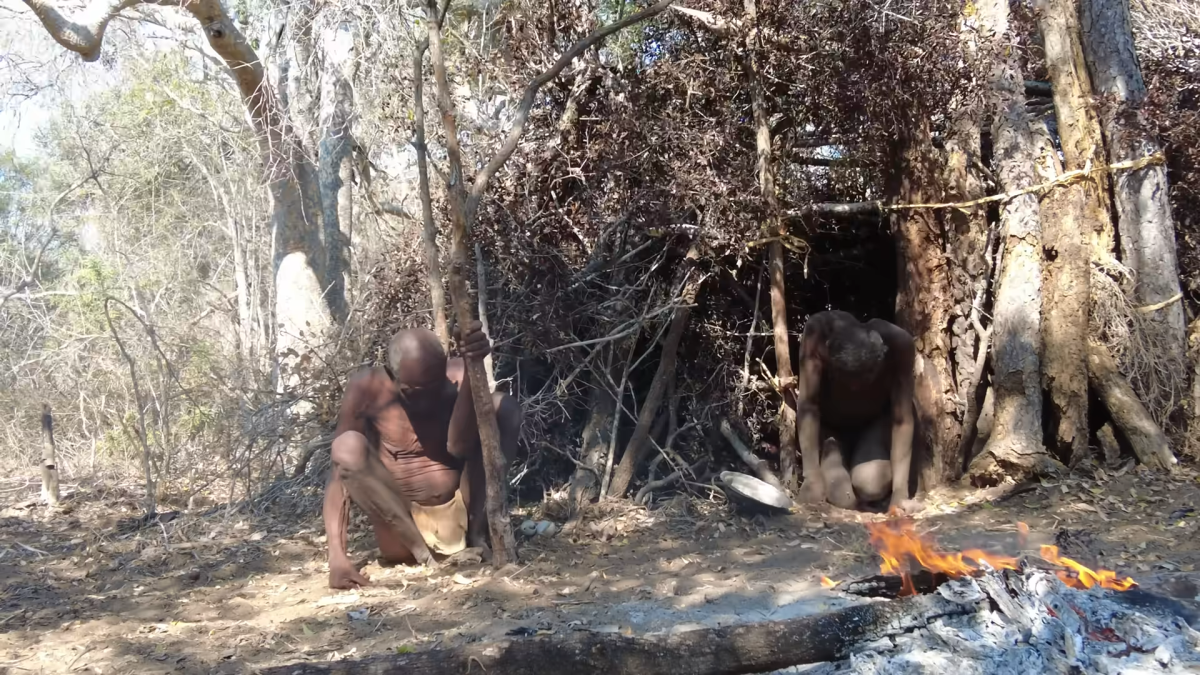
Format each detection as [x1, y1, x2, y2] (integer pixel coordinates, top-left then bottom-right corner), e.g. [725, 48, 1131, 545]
[770, 571, 1200, 675]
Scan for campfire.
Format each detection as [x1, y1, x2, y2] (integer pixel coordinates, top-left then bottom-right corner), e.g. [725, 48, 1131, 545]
[859, 518, 1137, 596]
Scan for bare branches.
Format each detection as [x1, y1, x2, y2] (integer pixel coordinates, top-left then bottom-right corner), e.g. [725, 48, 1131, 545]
[18, 0, 143, 62]
[465, 0, 677, 220]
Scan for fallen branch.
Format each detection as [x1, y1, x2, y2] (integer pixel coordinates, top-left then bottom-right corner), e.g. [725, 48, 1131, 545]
[636, 458, 707, 505]
[718, 417, 783, 490]
[261, 592, 973, 675]
[1087, 341, 1177, 470]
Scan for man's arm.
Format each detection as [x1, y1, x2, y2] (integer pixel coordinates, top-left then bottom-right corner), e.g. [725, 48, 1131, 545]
[885, 329, 916, 510]
[446, 321, 492, 460]
[794, 319, 826, 503]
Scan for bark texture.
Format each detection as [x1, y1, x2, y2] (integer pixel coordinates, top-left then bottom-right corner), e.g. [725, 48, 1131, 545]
[969, 0, 1062, 485]
[1080, 0, 1187, 413]
[891, 124, 960, 487]
[260, 593, 972, 675]
[317, 19, 356, 323]
[567, 384, 615, 517]
[1036, 0, 1107, 465]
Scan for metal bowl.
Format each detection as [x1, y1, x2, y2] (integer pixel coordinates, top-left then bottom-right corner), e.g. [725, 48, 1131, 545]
[719, 471, 794, 515]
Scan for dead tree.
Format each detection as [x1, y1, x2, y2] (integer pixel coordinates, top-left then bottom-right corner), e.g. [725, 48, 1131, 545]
[40, 404, 59, 506]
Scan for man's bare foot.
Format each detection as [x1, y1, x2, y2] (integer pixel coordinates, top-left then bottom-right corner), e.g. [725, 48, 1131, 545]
[796, 481, 828, 506]
[446, 547, 485, 566]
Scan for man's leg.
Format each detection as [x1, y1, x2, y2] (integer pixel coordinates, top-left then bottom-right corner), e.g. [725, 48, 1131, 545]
[331, 431, 436, 565]
[819, 427, 857, 510]
[849, 414, 893, 505]
[461, 392, 523, 549]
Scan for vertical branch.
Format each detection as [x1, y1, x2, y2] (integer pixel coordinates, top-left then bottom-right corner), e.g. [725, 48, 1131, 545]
[412, 39, 450, 350]
[424, 0, 516, 565]
[737, 264, 764, 418]
[40, 404, 59, 507]
[743, 0, 796, 492]
[104, 298, 157, 517]
[476, 242, 496, 390]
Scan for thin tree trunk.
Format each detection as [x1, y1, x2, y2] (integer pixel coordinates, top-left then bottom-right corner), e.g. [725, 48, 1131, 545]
[424, 2, 515, 565]
[412, 39, 450, 351]
[609, 262, 701, 497]
[1080, 0, 1187, 415]
[40, 404, 59, 506]
[743, 0, 796, 493]
[891, 123, 961, 487]
[969, 0, 1062, 485]
[568, 383, 615, 517]
[1036, 0, 1108, 465]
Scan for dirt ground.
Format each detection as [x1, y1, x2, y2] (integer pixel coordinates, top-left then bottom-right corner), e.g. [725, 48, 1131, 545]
[2, 462, 1199, 675]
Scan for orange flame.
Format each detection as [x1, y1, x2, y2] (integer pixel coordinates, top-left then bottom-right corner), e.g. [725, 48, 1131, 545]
[1039, 545, 1137, 591]
[820, 576, 840, 589]
[864, 518, 1135, 594]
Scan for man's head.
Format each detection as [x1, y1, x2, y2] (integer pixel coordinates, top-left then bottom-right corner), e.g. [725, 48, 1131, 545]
[386, 328, 447, 408]
[827, 323, 888, 378]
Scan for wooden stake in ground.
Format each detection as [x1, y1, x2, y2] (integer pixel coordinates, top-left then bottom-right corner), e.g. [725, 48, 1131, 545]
[40, 404, 59, 506]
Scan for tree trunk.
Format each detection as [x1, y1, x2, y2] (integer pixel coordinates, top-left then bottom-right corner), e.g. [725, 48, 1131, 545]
[317, 19, 356, 323]
[969, 0, 1063, 485]
[1080, 0, 1187, 416]
[891, 124, 961, 488]
[412, 40, 450, 351]
[40, 404, 59, 506]
[567, 383, 615, 517]
[476, 242, 496, 390]
[743, 0, 796, 493]
[1036, 0, 1116, 261]
[424, 2, 515, 566]
[609, 259, 701, 497]
[1037, 0, 1110, 466]
[260, 593, 971, 675]
[1087, 340, 1177, 470]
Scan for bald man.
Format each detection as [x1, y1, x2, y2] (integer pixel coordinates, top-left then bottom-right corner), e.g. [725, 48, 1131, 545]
[323, 321, 522, 589]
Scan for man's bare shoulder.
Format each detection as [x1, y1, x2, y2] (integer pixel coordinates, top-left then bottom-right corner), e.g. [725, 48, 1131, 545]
[345, 366, 391, 398]
[802, 310, 856, 335]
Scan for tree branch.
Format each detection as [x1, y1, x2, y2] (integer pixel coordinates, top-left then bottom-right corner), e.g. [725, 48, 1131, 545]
[465, 0, 676, 220]
[19, 0, 142, 61]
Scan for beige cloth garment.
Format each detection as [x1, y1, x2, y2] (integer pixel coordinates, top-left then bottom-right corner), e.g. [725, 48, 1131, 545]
[408, 489, 467, 555]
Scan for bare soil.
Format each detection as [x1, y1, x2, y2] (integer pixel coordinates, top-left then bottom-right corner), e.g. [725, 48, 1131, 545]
[2, 463, 1199, 674]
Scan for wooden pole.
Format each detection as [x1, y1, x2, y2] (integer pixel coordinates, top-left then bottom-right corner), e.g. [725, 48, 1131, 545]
[40, 403, 60, 506]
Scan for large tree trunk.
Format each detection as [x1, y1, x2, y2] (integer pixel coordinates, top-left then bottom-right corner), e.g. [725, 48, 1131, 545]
[890, 125, 961, 488]
[743, 0, 797, 493]
[609, 259, 701, 497]
[1037, 0, 1114, 465]
[1080, 0, 1187, 417]
[968, 0, 1062, 484]
[317, 19, 357, 323]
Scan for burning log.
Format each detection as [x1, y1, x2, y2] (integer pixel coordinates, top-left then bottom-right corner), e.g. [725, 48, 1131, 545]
[261, 593, 976, 675]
